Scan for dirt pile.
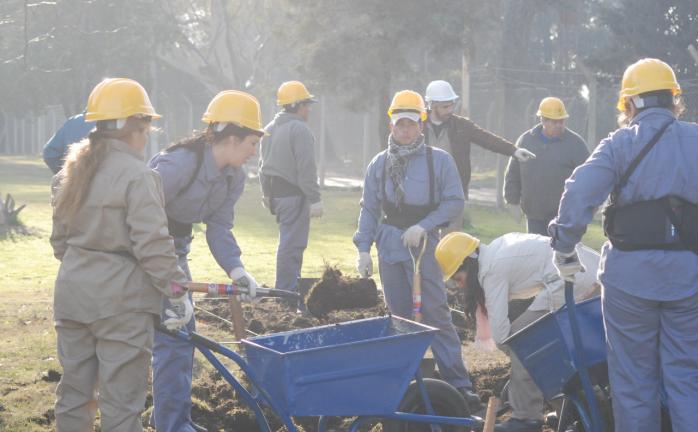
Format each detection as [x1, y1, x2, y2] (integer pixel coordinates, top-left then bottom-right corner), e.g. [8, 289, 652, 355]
[305, 266, 379, 318]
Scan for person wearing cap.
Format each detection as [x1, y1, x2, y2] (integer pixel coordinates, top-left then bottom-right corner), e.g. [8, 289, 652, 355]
[504, 97, 589, 236]
[435, 232, 600, 432]
[549, 58, 698, 431]
[424, 80, 535, 232]
[259, 81, 322, 299]
[354, 90, 481, 409]
[50, 78, 191, 431]
[148, 90, 266, 432]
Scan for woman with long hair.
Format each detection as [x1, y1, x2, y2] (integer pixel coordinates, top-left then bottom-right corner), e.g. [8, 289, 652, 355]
[50, 78, 191, 431]
[148, 90, 265, 432]
[435, 231, 600, 432]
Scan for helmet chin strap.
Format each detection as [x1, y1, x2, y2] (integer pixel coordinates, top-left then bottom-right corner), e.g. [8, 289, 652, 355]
[100, 118, 127, 130]
[213, 122, 229, 132]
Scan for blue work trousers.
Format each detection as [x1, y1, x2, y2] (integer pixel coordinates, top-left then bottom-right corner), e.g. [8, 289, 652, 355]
[273, 196, 310, 293]
[603, 284, 698, 432]
[151, 254, 197, 432]
[379, 253, 471, 390]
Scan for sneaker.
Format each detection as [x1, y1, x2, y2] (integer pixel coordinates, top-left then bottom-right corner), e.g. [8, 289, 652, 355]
[494, 418, 543, 432]
[457, 387, 482, 412]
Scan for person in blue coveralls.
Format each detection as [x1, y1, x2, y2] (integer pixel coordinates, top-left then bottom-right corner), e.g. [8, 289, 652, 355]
[259, 80, 323, 301]
[148, 90, 266, 432]
[549, 58, 698, 432]
[353, 89, 481, 411]
[43, 111, 95, 174]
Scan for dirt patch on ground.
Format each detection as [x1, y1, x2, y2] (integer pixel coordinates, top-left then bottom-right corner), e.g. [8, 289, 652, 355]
[180, 278, 514, 431]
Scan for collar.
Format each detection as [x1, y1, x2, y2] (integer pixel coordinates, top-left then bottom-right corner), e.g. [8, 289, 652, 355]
[630, 107, 676, 126]
[532, 124, 563, 143]
[106, 139, 145, 161]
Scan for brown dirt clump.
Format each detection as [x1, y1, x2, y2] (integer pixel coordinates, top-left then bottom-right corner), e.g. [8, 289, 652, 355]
[305, 266, 379, 318]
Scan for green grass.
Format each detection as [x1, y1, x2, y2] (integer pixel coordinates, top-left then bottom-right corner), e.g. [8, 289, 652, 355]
[0, 156, 606, 430]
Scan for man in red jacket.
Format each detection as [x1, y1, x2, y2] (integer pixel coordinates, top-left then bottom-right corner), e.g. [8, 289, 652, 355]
[424, 80, 535, 233]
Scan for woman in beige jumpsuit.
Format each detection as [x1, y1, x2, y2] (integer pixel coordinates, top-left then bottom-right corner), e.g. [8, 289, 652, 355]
[50, 78, 192, 432]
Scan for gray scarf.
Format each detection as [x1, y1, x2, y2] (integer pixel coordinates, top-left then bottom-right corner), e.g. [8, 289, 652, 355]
[386, 134, 425, 207]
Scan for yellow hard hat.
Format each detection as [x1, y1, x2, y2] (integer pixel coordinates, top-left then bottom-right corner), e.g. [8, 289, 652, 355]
[435, 232, 481, 282]
[85, 78, 161, 122]
[536, 97, 569, 120]
[202, 90, 267, 135]
[617, 58, 681, 112]
[387, 90, 428, 122]
[277, 81, 315, 106]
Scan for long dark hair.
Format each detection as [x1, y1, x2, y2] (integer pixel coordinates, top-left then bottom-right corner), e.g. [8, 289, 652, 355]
[460, 248, 486, 322]
[164, 122, 262, 154]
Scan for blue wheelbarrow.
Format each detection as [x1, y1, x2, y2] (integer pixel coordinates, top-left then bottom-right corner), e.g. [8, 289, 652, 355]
[158, 315, 483, 431]
[504, 282, 608, 432]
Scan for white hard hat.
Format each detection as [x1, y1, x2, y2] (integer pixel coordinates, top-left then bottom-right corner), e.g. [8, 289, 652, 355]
[425, 80, 459, 103]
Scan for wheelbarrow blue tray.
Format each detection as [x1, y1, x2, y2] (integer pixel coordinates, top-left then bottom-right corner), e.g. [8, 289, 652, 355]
[504, 296, 606, 400]
[242, 315, 438, 416]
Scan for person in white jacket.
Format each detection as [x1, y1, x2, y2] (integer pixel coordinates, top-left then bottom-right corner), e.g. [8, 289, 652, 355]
[435, 232, 600, 432]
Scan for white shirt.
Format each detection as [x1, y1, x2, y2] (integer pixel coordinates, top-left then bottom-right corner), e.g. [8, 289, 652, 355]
[478, 232, 600, 344]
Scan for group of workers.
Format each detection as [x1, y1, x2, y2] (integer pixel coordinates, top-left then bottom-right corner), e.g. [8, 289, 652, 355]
[46, 57, 697, 432]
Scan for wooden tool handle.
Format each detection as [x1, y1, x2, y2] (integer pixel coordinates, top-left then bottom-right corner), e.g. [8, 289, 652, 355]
[412, 272, 422, 322]
[483, 397, 500, 432]
[228, 295, 246, 341]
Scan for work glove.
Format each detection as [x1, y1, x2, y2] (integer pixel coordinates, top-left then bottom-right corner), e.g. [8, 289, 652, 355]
[230, 267, 259, 302]
[310, 201, 324, 218]
[357, 251, 373, 278]
[402, 224, 426, 248]
[514, 148, 536, 162]
[163, 292, 194, 331]
[553, 249, 585, 282]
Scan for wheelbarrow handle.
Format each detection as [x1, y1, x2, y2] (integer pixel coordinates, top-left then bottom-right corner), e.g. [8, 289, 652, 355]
[187, 282, 302, 300]
[564, 280, 603, 432]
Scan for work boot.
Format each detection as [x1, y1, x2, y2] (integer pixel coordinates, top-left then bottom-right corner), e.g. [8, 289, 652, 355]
[458, 387, 482, 412]
[494, 418, 543, 432]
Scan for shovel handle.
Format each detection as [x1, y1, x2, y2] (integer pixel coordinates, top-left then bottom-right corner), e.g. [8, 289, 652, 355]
[409, 236, 428, 322]
[187, 282, 301, 299]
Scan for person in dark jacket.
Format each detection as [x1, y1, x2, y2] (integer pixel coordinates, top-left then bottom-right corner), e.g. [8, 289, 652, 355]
[424, 80, 535, 233]
[504, 97, 589, 236]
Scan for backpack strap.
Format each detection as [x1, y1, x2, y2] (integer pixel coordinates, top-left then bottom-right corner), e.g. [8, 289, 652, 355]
[610, 120, 674, 204]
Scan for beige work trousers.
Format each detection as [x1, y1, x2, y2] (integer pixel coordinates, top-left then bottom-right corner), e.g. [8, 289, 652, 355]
[55, 312, 154, 432]
[503, 309, 548, 421]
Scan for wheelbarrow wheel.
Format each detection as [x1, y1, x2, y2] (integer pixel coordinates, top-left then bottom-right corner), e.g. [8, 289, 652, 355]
[383, 378, 472, 432]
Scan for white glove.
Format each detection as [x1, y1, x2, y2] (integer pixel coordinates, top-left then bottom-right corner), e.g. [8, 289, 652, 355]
[357, 251, 373, 278]
[553, 249, 585, 282]
[163, 294, 194, 331]
[230, 267, 259, 302]
[514, 148, 536, 162]
[402, 224, 426, 248]
[310, 201, 324, 218]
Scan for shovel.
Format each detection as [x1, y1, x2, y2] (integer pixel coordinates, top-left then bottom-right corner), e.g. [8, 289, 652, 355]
[408, 235, 428, 322]
[187, 281, 301, 341]
[186, 282, 302, 299]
